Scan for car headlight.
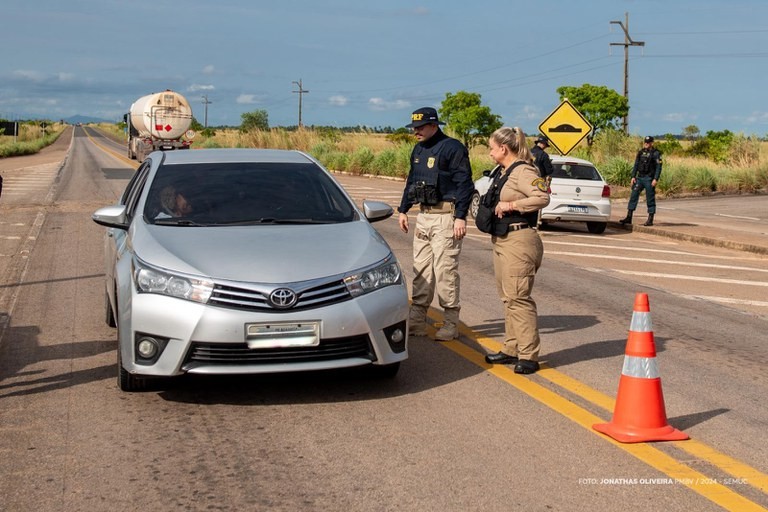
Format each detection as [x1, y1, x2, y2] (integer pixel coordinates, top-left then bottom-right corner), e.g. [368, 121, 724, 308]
[343, 256, 402, 297]
[133, 259, 214, 303]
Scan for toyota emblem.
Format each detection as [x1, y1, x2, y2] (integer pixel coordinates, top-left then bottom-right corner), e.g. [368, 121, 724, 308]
[269, 288, 298, 309]
[575, 186, 581, 194]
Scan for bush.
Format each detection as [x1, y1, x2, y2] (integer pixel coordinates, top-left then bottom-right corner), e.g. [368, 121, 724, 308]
[684, 166, 717, 193]
[348, 146, 375, 174]
[599, 157, 633, 187]
[656, 166, 686, 196]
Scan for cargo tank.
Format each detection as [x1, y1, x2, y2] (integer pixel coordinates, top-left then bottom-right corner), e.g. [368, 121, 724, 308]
[125, 90, 194, 162]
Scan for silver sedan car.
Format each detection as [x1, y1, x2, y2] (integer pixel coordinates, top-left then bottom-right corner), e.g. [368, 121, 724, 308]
[93, 149, 408, 391]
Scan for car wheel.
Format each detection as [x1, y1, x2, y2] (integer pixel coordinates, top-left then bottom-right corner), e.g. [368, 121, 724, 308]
[117, 333, 147, 392]
[105, 290, 116, 328]
[370, 362, 400, 378]
[469, 192, 480, 219]
[587, 221, 607, 234]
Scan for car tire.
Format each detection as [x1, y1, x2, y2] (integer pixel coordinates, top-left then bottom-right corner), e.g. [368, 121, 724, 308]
[469, 192, 480, 219]
[105, 290, 116, 328]
[370, 361, 400, 378]
[587, 221, 607, 234]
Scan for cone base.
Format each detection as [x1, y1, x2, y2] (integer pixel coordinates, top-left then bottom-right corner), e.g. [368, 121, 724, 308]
[593, 422, 689, 443]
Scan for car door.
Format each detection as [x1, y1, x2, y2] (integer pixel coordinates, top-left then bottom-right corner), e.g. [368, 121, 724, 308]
[106, 161, 152, 309]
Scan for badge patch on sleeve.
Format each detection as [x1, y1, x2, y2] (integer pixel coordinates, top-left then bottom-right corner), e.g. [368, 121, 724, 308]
[533, 177, 548, 192]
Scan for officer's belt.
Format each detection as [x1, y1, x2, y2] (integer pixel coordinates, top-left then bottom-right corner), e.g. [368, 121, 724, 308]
[419, 201, 454, 214]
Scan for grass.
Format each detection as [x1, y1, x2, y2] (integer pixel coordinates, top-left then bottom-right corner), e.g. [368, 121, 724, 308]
[0, 122, 67, 157]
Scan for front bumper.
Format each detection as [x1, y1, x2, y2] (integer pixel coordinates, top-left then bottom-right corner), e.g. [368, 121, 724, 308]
[118, 283, 409, 377]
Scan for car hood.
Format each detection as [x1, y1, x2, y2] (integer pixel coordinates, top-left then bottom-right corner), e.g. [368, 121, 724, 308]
[130, 220, 393, 283]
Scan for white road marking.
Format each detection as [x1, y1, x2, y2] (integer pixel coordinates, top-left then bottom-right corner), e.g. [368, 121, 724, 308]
[544, 240, 762, 261]
[546, 250, 768, 273]
[679, 294, 768, 308]
[585, 267, 768, 287]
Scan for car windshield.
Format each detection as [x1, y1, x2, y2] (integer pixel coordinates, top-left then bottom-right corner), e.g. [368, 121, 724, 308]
[144, 161, 357, 225]
[550, 164, 601, 181]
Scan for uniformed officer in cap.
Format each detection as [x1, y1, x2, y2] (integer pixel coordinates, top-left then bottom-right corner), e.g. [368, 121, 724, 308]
[530, 135, 554, 179]
[620, 136, 663, 226]
[398, 107, 474, 341]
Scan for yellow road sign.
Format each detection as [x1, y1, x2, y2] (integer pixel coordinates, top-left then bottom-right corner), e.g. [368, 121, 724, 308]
[538, 100, 593, 156]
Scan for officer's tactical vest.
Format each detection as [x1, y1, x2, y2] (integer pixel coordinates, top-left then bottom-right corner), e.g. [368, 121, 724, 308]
[636, 149, 657, 177]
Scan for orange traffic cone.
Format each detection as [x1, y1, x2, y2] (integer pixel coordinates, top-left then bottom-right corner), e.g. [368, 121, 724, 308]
[593, 293, 689, 443]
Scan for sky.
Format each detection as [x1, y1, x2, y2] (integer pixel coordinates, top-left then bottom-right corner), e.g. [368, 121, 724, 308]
[3, 0, 768, 138]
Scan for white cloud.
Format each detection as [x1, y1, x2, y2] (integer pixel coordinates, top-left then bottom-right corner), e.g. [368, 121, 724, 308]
[744, 111, 768, 124]
[202, 65, 215, 75]
[236, 94, 257, 104]
[57, 72, 75, 82]
[13, 70, 44, 81]
[188, 84, 215, 92]
[329, 95, 348, 106]
[368, 97, 411, 111]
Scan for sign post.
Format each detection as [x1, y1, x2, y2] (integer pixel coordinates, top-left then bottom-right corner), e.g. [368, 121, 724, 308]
[538, 100, 593, 156]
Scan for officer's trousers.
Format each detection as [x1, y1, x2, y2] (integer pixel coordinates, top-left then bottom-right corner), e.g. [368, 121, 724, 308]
[627, 176, 657, 214]
[492, 227, 543, 361]
[411, 212, 462, 311]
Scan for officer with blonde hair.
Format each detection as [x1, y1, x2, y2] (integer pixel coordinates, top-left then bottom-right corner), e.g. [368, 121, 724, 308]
[482, 126, 550, 374]
[397, 107, 474, 341]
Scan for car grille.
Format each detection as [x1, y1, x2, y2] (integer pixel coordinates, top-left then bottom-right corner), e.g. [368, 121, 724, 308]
[208, 279, 351, 312]
[182, 335, 374, 367]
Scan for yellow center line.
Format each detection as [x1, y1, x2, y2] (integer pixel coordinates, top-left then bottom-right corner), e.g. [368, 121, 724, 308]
[423, 311, 768, 511]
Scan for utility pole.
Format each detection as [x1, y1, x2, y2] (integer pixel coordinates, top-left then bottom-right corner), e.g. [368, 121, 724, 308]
[610, 12, 644, 134]
[292, 79, 309, 128]
[201, 95, 212, 129]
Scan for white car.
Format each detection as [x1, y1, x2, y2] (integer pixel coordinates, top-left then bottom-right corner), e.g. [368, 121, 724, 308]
[470, 155, 611, 234]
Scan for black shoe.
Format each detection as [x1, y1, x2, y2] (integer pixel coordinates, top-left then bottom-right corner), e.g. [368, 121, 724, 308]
[514, 360, 540, 374]
[619, 215, 633, 225]
[643, 214, 654, 226]
[484, 352, 518, 365]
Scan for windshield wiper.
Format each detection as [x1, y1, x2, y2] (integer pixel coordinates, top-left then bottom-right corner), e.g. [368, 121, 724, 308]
[153, 218, 205, 226]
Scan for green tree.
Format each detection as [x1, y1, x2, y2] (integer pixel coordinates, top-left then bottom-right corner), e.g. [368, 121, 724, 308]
[190, 117, 204, 131]
[682, 124, 700, 140]
[556, 84, 628, 137]
[240, 110, 269, 132]
[438, 91, 502, 149]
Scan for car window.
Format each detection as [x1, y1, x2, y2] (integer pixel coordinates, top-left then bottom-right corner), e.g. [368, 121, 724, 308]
[143, 161, 357, 225]
[120, 161, 151, 206]
[551, 164, 601, 181]
[124, 161, 152, 222]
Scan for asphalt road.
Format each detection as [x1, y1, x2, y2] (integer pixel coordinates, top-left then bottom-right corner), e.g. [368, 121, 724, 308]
[0, 127, 767, 511]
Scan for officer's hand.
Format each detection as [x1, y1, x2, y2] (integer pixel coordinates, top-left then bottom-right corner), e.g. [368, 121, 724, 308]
[453, 218, 466, 240]
[651, 179, 657, 187]
[630, 177, 637, 185]
[398, 213, 409, 233]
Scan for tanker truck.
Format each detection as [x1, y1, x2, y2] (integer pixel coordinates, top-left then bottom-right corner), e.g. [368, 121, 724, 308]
[125, 90, 194, 162]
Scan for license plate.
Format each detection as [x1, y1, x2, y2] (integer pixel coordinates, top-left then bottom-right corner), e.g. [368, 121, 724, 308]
[567, 205, 588, 214]
[245, 321, 320, 348]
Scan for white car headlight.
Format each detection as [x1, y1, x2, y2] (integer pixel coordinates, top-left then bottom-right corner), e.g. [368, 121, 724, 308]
[344, 257, 402, 297]
[134, 260, 214, 303]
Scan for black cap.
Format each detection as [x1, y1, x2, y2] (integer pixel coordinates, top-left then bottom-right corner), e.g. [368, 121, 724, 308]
[644, 136, 654, 143]
[535, 135, 549, 147]
[406, 107, 445, 128]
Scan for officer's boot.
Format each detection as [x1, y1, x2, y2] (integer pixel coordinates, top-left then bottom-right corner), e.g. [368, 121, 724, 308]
[408, 304, 428, 336]
[643, 213, 654, 226]
[619, 210, 634, 225]
[435, 307, 460, 341]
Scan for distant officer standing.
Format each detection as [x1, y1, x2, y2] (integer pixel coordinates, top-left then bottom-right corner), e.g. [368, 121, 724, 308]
[530, 135, 554, 179]
[620, 136, 663, 226]
[397, 107, 474, 341]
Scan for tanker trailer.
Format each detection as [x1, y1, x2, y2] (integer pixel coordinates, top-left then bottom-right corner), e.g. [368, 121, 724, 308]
[125, 90, 194, 162]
